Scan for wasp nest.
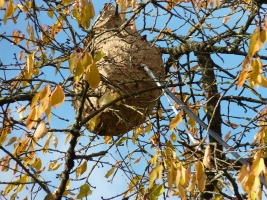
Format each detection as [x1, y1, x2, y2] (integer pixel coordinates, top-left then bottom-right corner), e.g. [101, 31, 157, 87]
[73, 4, 165, 136]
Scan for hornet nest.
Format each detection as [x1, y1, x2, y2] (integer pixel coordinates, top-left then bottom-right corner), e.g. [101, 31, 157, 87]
[73, 4, 165, 136]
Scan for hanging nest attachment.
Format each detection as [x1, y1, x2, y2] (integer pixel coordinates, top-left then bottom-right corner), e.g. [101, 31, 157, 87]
[73, 4, 165, 136]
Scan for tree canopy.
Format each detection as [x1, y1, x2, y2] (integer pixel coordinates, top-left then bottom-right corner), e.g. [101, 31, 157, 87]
[1, 0, 267, 199]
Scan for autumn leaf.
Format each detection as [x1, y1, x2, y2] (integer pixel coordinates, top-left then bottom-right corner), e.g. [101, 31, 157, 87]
[105, 167, 116, 178]
[169, 112, 183, 130]
[5, 137, 17, 146]
[34, 120, 48, 140]
[50, 85, 65, 108]
[248, 27, 260, 58]
[52, 135, 58, 149]
[251, 157, 264, 176]
[77, 184, 92, 199]
[134, 156, 142, 164]
[27, 54, 34, 77]
[149, 167, 158, 188]
[86, 61, 100, 88]
[196, 161, 206, 192]
[76, 161, 87, 178]
[187, 175, 196, 193]
[203, 145, 212, 169]
[224, 130, 231, 141]
[26, 106, 39, 130]
[104, 135, 112, 144]
[94, 51, 105, 62]
[237, 164, 249, 184]
[225, 120, 239, 129]
[0, 0, 5, 9]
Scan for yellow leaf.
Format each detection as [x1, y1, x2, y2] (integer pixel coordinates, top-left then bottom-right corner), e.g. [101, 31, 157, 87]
[116, 137, 127, 146]
[43, 132, 52, 154]
[170, 132, 177, 142]
[17, 4, 28, 14]
[81, 5, 91, 29]
[47, 9, 54, 18]
[45, 100, 52, 123]
[17, 175, 29, 192]
[146, 123, 152, 133]
[34, 120, 48, 140]
[49, 161, 61, 171]
[149, 167, 158, 188]
[104, 135, 112, 144]
[80, 161, 87, 175]
[94, 51, 105, 62]
[74, 59, 84, 83]
[4, 0, 14, 25]
[0, 0, 5, 9]
[50, 85, 65, 108]
[32, 157, 42, 170]
[157, 109, 163, 118]
[169, 112, 183, 130]
[27, 54, 34, 77]
[237, 164, 249, 184]
[260, 28, 267, 45]
[69, 52, 78, 74]
[259, 75, 267, 87]
[243, 173, 256, 193]
[105, 167, 115, 178]
[187, 175, 196, 192]
[53, 135, 58, 149]
[203, 145, 212, 169]
[251, 157, 264, 176]
[216, 0, 220, 7]
[31, 92, 40, 108]
[65, 133, 72, 145]
[248, 27, 260, 58]
[77, 184, 92, 199]
[99, 92, 116, 107]
[86, 61, 100, 88]
[17, 105, 27, 120]
[150, 152, 158, 165]
[4, 184, 15, 196]
[83, 52, 92, 70]
[196, 161, 206, 192]
[26, 106, 38, 130]
[87, 114, 101, 132]
[5, 137, 17, 146]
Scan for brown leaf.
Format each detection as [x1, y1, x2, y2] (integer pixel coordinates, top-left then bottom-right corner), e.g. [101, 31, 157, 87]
[34, 120, 48, 140]
[203, 145, 212, 169]
[224, 130, 231, 141]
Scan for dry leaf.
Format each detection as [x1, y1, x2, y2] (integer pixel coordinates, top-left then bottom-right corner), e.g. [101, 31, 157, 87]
[203, 145, 212, 169]
[34, 120, 48, 140]
[222, 16, 230, 24]
[224, 130, 231, 141]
